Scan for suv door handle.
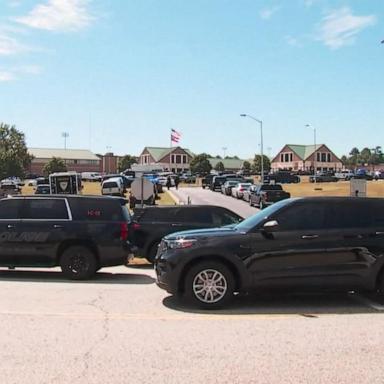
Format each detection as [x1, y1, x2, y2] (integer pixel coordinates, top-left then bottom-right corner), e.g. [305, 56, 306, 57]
[302, 235, 319, 239]
[53, 224, 63, 229]
[7, 224, 15, 229]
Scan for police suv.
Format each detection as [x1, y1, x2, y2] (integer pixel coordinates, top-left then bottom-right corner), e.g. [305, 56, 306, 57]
[0, 195, 133, 279]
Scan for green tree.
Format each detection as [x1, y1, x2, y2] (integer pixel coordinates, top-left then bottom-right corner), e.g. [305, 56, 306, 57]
[0, 123, 33, 179]
[190, 153, 212, 175]
[360, 147, 372, 165]
[118, 155, 138, 172]
[251, 154, 271, 174]
[214, 161, 225, 172]
[43, 157, 67, 176]
[242, 161, 251, 171]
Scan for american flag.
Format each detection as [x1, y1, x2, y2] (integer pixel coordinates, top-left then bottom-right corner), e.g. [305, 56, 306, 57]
[171, 128, 181, 144]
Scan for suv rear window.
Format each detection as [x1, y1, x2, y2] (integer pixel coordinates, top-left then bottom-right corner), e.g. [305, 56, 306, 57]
[103, 182, 118, 188]
[69, 198, 125, 221]
[23, 199, 69, 220]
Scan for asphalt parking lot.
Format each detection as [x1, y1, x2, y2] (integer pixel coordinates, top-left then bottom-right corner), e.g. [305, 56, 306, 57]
[170, 187, 259, 218]
[1, 265, 384, 384]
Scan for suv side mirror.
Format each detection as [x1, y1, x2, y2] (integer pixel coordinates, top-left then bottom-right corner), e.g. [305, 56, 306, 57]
[263, 220, 279, 232]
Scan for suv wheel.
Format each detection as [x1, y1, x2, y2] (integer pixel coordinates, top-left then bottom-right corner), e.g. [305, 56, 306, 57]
[60, 246, 97, 280]
[184, 261, 235, 309]
[146, 242, 160, 264]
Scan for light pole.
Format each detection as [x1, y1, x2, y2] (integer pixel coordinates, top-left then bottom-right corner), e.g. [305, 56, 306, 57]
[222, 147, 227, 159]
[62, 132, 69, 150]
[306, 124, 316, 182]
[240, 114, 264, 182]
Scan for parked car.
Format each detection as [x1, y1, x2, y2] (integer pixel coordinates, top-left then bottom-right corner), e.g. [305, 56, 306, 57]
[353, 169, 374, 181]
[34, 184, 51, 194]
[264, 172, 300, 184]
[231, 183, 253, 199]
[180, 173, 196, 183]
[202, 174, 215, 189]
[335, 170, 354, 180]
[102, 174, 134, 189]
[155, 197, 384, 308]
[0, 182, 21, 197]
[249, 184, 290, 209]
[101, 177, 125, 196]
[210, 176, 228, 191]
[130, 205, 243, 263]
[0, 195, 134, 279]
[309, 173, 338, 183]
[374, 171, 384, 180]
[221, 180, 242, 195]
[81, 172, 102, 182]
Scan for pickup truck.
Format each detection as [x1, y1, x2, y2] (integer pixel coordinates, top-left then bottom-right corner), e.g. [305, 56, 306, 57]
[309, 173, 338, 183]
[264, 172, 300, 184]
[249, 184, 290, 209]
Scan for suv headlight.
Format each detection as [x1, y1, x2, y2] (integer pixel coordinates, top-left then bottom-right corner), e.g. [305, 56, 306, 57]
[165, 238, 197, 250]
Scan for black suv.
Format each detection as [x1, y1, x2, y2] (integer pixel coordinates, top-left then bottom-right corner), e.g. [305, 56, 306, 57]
[130, 205, 243, 263]
[0, 195, 133, 279]
[155, 197, 384, 308]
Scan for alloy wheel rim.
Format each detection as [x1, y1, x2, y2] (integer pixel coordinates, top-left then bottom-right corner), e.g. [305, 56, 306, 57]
[69, 254, 88, 274]
[192, 269, 227, 303]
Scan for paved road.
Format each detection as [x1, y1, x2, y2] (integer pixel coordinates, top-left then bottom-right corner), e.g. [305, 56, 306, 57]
[1, 265, 384, 384]
[169, 187, 259, 218]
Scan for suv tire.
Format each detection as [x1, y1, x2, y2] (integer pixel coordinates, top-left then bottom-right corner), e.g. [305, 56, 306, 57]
[184, 261, 235, 309]
[60, 246, 98, 280]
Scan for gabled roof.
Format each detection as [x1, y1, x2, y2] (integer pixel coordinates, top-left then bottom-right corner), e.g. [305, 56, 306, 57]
[143, 147, 194, 162]
[29, 148, 100, 161]
[286, 144, 324, 160]
[208, 158, 244, 169]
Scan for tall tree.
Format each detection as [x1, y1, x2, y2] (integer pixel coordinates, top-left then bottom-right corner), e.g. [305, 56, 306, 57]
[214, 161, 225, 172]
[0, 123, 33, 179]
[251, 154, 271, 174]
[118, 155, 138, 172]
[360, 147, 372, 165]
[43, 157, 67, 176]
[242, 161, 251, 171]
[190, 153, 212, 175]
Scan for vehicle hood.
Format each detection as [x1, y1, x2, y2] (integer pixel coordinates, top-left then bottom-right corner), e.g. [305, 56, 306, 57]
[164, 226, 238, 240]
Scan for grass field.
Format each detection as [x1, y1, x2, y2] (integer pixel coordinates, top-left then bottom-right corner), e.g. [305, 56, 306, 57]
[22, 178, 383, 200]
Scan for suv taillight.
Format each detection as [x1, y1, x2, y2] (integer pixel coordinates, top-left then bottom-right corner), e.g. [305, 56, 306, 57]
[132, 222, 141, 231]
[120, 222, 128, 241]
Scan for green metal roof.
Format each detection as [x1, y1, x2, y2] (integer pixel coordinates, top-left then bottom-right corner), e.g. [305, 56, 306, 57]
[144, 147, 194, 162]
[286, 144, 323, 160]
[208, 158, 244, 170]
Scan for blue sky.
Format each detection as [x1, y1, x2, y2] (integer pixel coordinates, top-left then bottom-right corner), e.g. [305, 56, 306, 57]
[0, 0, 383, 159]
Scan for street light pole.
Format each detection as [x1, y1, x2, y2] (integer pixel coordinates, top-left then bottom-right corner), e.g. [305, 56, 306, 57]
[240, 114, 264, 183]
[306, 124, 317, 182]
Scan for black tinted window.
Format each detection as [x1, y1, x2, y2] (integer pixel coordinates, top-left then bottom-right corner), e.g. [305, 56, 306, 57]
[212, 210, 241, 226]
[23, 199, 69, 220]
[174, 208, 212, 223]
[138, 208, 178, 222]
[0, 199, 22, 219]
[69, 198, 124, 221]
[275, 202, 326, 231]
[326, 200, 382, 228]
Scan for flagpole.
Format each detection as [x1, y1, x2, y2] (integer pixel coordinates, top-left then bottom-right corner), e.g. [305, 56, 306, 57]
[169, 128, 172, 172]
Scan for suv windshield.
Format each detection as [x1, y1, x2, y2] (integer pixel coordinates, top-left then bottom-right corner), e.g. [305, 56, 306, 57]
[235, 198, 296, 232]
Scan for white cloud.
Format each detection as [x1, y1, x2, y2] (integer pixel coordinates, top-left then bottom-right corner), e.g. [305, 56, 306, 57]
[285, 35, 301, 47]
[0, 71, 16, 82]
[259, 6, 280, 20]
[0, 32, 26, 55]
[15, 0, 95, 32]
[317, 7, 376, 49]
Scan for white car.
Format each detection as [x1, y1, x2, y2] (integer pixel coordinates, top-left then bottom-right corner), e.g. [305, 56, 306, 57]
[231, 183, 252, 199]
[101, 177, 125, 196]
[335, 170, 354, 180]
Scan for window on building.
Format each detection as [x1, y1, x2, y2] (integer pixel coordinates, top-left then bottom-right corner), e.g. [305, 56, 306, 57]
[327, 153, 331, 162]
[176, 155, 182, 164]
[289, 153, 293, 162]
[284, 153, 289, 162]
[280, 154, 284, 162]
[316, 152, 321, 162]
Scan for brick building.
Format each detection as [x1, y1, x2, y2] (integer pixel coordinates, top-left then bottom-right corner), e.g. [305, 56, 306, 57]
[28, 148, 123, 175]
[271, 144, 343, 173]
[137, 147, 194, 173]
